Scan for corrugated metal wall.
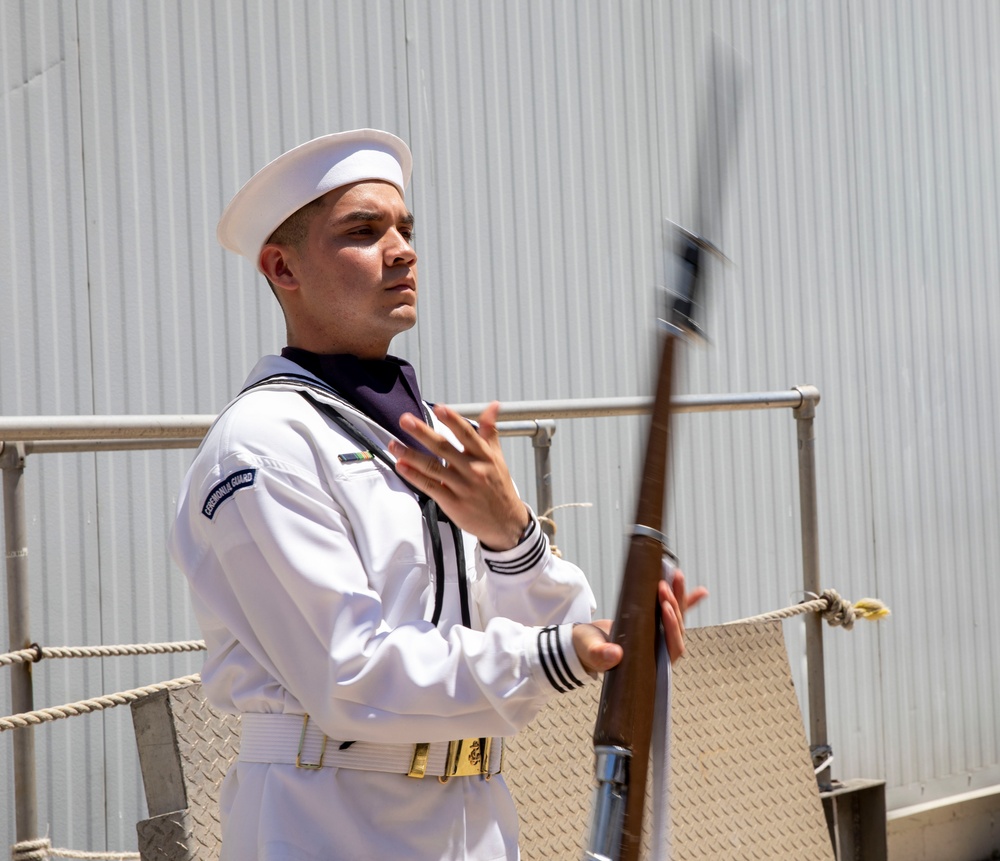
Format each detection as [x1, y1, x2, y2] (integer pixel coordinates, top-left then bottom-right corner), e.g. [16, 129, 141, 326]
[2, 0, 998, 851]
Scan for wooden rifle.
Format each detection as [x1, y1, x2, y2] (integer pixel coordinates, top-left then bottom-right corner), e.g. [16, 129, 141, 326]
[582, 226, 712, 861]
[583, 41, 740, 861]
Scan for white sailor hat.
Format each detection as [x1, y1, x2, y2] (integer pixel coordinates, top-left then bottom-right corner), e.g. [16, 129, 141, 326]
[217, 128, 412, 271]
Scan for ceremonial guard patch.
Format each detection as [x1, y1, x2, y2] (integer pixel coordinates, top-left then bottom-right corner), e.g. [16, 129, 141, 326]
[202, 468, 257, 519]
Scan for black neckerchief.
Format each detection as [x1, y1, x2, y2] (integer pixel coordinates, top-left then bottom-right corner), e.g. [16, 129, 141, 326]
[280, 348, 431, 455]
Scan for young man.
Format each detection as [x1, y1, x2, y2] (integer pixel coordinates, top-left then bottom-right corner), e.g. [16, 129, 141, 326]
[170, 129, 699, 860]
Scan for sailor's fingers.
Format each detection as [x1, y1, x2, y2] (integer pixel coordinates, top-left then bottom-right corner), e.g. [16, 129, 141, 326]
[430, 401, 500, 445]
[471, 401, 502, 448]
[573, 620, 623, 674]
[669, 568, 709, 616]
[395, 412, 465, 464]
[395, 405, 498, 477]
[659, 578, 686, 664]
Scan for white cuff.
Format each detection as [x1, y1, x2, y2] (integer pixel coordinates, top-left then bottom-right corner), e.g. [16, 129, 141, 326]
[532, 623, 591, 693]
[480, 511, 548, 576]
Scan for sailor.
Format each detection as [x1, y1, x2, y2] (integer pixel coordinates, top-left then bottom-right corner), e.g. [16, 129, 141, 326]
[169, 129, 702, 861]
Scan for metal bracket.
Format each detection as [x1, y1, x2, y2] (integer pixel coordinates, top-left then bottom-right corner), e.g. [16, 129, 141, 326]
[0, 441, 27, 470]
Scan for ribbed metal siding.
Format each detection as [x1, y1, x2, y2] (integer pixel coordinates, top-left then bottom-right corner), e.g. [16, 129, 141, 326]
[845, 0, 1000, 803]
[2, 0, 999, 851]
[1, 0, 107, 850]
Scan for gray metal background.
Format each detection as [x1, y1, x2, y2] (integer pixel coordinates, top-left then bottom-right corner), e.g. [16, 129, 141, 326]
[2, 0, 998, 852]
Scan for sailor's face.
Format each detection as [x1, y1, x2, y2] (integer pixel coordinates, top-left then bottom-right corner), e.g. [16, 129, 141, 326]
[290, 181, 418, 357]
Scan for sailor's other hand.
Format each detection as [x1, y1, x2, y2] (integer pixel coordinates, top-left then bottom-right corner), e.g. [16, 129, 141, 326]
[660, 568, 709, 664]
[572, 620, 623, 674]
[389, 402, 529, 550]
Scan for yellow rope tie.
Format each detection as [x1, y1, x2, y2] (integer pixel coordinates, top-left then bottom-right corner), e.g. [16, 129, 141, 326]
[849, 596, 892, 621]
[818, 590, 891, 629]
[730, 589, 891, 627]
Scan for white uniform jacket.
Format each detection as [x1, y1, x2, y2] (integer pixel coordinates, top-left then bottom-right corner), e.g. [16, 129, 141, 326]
[169, 355, 597, 861]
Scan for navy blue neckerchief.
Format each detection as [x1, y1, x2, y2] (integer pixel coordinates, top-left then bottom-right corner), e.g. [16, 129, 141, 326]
[279, 348, 431, 456]
[240, 373, 472, 630]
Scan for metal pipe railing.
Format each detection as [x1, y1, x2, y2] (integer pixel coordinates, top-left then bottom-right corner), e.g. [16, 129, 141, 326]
[1, 387, 822, 846]
[792, 385, 828, 784]
[0, 415, 215, 442]
[453, 390, 807, 421]
[2, 442, 38, 845]
[0, 391, 806, 444]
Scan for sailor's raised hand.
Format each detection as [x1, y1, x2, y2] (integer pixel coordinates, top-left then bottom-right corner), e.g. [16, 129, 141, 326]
[389, 402, 530, 550]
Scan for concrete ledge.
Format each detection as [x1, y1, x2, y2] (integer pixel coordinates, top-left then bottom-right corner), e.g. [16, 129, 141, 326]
[887, 785, 1000, 861]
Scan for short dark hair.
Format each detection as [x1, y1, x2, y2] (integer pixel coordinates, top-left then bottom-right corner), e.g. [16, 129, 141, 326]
[262, 195, 328, 292]
[266, 195, 327, 248]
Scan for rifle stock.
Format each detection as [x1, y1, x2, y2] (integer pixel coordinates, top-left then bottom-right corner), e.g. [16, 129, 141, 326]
[584, 331, 678, 861]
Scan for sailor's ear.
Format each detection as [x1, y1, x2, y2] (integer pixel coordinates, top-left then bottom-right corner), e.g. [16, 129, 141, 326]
[259, 244, 299, 291]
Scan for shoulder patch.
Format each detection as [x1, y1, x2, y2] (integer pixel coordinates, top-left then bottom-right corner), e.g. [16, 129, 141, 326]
[201, 468, 257, 520]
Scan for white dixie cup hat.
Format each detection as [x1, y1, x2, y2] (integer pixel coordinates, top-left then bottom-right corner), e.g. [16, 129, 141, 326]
[216, 129, 413, 273]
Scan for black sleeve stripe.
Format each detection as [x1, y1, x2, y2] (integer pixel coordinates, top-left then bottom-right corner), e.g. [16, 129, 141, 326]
[538, 626, 584, 694]
[552, 628, 585, 688]
[537, 627, 568, 693]
[484, 525, 548, 575]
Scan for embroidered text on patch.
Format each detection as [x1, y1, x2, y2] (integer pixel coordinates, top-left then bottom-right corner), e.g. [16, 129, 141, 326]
[202, 469, 257, 519]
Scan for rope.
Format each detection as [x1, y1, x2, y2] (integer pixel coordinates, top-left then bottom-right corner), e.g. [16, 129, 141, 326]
[11, 838, 139, 859]
[538, 502, 593, 559]
[11, 838, 49, 861]
[0, 674, 201, 733]
[0, 640, 205, 668]
[729, 589, 890, 628]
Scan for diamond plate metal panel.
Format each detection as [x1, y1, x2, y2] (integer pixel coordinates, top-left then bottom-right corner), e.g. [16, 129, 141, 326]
[667, 623, 834, 860]
[132, 684, 240, 861]
[504, 621, 834, 861]
[134, 812, 196, 861]
[169, 684, 240, 847]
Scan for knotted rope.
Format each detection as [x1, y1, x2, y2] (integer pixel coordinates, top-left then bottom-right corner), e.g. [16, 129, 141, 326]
[0, 640, 205, 668]
[11, 838, 139, 860]
[730, 588, 890, 628]
[0, 674, 201, 733]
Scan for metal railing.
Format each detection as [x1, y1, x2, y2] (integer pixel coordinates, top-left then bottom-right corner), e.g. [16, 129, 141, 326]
[1, 385, 823, 847]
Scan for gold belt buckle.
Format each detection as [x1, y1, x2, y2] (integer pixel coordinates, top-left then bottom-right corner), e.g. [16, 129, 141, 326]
[439, 737, 493, 783]
[407, 742, 431, 778]
[295, 715, 328, 769]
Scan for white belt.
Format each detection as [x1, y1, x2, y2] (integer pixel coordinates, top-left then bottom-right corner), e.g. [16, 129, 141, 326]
[239, 713, 502, 781]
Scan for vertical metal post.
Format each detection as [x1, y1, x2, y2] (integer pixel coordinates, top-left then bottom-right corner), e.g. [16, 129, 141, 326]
[2, 441, 39, 844]
[792, 386, 830, 788]
[531, 421, 557, 545]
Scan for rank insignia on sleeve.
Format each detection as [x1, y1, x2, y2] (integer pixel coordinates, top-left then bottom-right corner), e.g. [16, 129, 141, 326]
[337, 451, 374, 463]
[201, 468, 257, 520]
